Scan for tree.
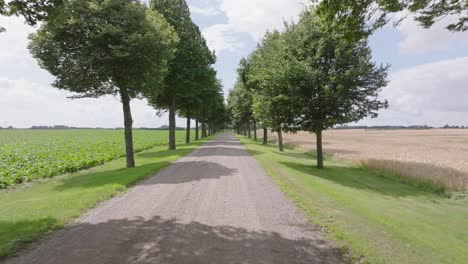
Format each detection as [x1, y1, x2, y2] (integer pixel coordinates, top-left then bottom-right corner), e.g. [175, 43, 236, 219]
[1, 0, 63, 32]
[149, 0, 211, 150]
[313, 0, 468, 40]
[177, 29, 216, 144]
[246, 31, 297, 151]
[283, 10, 388, 168]
[29, 0, 178, 168]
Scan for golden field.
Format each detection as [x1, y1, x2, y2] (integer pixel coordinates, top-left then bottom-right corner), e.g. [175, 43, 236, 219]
[269, 129, 468, 190]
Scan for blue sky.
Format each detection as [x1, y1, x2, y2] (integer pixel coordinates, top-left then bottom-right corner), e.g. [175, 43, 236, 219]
[0, 0, 467, 128]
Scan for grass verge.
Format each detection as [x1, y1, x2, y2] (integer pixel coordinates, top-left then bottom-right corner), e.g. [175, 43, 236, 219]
[0, 137, 211, 257]
[238, 135, 468, 264]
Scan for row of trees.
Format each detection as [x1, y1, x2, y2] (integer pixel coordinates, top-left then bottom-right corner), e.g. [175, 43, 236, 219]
[228, 0, 468, 169]
[228, 8, 389, 169]
[17, 0, 225, 168]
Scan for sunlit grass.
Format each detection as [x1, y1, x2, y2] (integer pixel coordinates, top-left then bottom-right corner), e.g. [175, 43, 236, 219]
[239, 135, 468, 264]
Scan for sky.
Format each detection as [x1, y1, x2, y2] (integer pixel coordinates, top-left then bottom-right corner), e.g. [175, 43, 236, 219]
[1, 0, 468, 128]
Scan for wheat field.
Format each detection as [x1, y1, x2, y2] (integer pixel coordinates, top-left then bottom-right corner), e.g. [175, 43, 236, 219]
[269, 129, 468, 190]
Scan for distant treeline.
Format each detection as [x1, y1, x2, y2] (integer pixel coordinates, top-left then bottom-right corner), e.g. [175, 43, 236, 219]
[0, 125, 184, 130]
[334, 125, 467, 130]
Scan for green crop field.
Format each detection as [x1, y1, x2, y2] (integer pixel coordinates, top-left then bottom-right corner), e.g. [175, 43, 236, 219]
[0, 129, 188, 188]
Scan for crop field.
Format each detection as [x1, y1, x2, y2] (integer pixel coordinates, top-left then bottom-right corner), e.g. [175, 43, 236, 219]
[0, 129, 187, 188]
[269, 129, 468, 190]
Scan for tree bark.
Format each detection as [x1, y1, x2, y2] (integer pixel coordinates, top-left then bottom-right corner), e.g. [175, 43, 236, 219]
[186, 114, 191, 144]
[277, 127, 284, 152]
[202, 122, 207, 138]
[263, 127, 268, 145]
[247, 123, 251, 138]
[195, 119, 199, 141]
[120, 89, 135, 168]
[253, 121, 257, 141]
[316, 129, 324, 169]
[169, 95, 176, 150]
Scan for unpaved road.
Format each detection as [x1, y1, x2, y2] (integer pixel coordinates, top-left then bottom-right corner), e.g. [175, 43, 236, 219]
[5, 133, 344, 264]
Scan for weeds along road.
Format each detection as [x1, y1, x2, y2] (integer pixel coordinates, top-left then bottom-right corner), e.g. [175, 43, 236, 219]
[5, 133, 344, 264]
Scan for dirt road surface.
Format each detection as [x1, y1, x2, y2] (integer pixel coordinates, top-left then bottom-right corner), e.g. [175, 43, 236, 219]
[5, 133, 344, 264]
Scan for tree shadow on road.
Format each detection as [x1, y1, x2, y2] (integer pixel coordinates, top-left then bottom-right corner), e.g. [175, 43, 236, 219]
[190, 147, 263, 157]
[54, 160, 239, 190]
[5, 216, 345, 264]
[141, 161, 238, 185]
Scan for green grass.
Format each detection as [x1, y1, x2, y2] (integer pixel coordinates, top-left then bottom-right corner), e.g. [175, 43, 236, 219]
[238, 135, 468, 264]
[0, 136, 209, 257]
[0, 129, 189, 188]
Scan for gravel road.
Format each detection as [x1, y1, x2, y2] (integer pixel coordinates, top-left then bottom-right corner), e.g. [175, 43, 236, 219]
[5, 133, 345, 264]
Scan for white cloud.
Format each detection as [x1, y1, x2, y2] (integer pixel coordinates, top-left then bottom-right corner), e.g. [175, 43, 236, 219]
[359, 57, 468, 126]
[200, 0, 308, 53]
[189, 5, 220, 16]
[383, 57, 468, 113]
[202, 24, 245, 53]
[0, 78, 177, 128]
[398, 16, 468, 54]
[217, 0, 308, 41]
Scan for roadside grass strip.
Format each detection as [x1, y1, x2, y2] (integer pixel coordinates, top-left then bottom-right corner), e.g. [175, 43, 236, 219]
[238, 135, 468, 264]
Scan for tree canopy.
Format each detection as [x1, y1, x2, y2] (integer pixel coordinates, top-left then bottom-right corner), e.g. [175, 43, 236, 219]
[313, 0, 468, 40]
[148, 0, 217, 150]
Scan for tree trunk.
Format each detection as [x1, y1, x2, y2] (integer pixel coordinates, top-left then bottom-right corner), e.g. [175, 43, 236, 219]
[316, 130, 324, 169]
[202, 122, 207, 138]
[277, 128, 284, 152]
[120, 89, 135, 168]
[263, 127, 268, 145]
[247, 123, 251, 138]
[253, 121, 257, 141]
[186, 114, 191, 144]
[243, 125, 247, 136]
[195, 119, 199, 141]
[169, 95, 176, 150]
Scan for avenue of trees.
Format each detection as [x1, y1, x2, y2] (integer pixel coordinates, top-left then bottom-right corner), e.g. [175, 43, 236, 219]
[2, 0, 468, 169]
[228, 6, 390, 169]
[228, 0, 468, 169]
[26, 0, 226, 168]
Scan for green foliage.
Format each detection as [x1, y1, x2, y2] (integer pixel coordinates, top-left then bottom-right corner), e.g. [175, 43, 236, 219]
[244, 31, 297, 131]
[313, 0, 468, 35]
[148, 0, 214, 108]
[29, 0, 178, 99]
[0, 130, 188, 188]
[239, 135, 468, 264]
[283, 11, 389, 133]
[0, 0, 63, 32]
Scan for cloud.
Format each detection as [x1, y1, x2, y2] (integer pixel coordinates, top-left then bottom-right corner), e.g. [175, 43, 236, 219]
[398, 16, 468, 54]
[0, 78, 177, 128]
[189, 5, 220, 16]
[202, 24, 245, 53]
[217, 0, 308, 41]
[359, 57, 468, 126]
[200, 0, 308, 54]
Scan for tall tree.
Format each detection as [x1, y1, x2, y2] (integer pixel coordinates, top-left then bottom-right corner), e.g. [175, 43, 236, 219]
[247, 31, 297, 151]
[149, 0, 209, 150]
[284, 10, 388, 168]
[29, 0, 178, 168]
